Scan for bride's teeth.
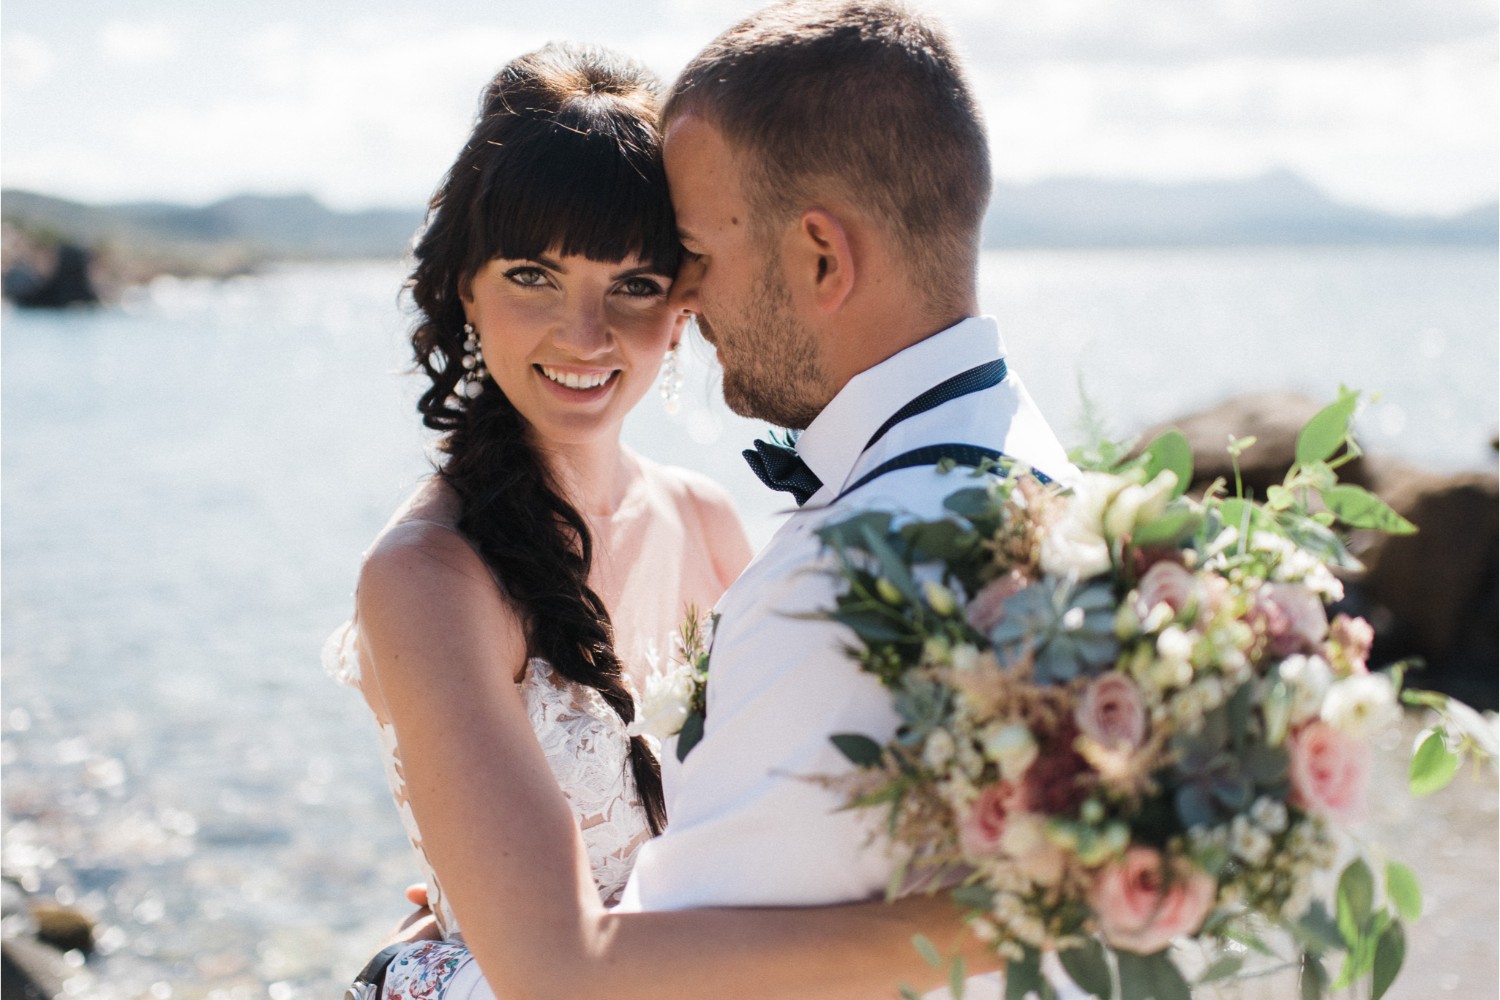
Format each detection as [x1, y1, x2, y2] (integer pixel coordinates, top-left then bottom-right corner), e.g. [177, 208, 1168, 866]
[541, 366, 612, 390]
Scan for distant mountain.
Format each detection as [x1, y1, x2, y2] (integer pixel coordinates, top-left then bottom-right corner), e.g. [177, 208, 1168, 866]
[983, 170, 1497, 247]
[1, 190, 424, 280]
[3, 172, 1494, 289]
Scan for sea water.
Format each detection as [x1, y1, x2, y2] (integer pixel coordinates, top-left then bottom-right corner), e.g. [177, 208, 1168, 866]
[2, 246, 1494, 1000]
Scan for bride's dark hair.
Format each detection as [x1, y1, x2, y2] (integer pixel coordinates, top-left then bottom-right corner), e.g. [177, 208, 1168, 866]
[406, 43, 679, 835]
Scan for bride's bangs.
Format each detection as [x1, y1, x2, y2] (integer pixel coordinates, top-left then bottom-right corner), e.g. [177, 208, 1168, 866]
[472, 110, 679, 276]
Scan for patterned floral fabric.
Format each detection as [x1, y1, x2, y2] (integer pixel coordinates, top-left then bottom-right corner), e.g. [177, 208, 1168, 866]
[323, 621, 654, 940]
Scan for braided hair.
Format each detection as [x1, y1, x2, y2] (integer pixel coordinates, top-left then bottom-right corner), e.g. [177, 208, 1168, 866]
[406, 43, 680, 835]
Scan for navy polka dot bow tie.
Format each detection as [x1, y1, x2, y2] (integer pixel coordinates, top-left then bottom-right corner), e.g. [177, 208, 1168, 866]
[742, 438, 823, 506]
[741, 359, 1009, 508]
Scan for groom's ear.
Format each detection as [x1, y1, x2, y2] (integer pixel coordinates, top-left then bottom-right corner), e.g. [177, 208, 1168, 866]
[790, 208, 855, 313]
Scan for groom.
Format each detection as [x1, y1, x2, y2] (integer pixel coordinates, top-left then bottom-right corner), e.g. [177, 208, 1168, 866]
[617, 0, 1073, 986]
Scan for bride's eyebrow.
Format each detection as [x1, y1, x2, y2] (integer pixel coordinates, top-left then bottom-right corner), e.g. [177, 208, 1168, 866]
[611, 264, 669, 280]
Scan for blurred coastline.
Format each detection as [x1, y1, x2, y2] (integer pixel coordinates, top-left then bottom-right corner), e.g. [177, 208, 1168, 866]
[1, 248, 1496, 1000]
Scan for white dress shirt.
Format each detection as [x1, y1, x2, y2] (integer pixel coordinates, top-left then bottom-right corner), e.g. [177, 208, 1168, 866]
[618, 317, 1077, 996]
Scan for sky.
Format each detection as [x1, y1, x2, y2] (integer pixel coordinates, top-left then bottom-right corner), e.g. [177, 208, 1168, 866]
[2, 0, 1496, 217]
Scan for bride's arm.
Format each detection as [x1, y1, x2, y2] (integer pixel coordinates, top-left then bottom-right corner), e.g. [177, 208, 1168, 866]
[357, 523, 995, 1000]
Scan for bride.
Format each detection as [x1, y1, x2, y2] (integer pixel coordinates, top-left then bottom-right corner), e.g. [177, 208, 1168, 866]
[327, 42, 994, 1000]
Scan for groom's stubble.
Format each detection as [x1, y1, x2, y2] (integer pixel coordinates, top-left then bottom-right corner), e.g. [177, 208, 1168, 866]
[703, 245, 828, 432]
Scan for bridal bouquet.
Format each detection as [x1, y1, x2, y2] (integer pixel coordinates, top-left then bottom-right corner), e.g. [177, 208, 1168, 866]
[815, 390, 1487, 1000]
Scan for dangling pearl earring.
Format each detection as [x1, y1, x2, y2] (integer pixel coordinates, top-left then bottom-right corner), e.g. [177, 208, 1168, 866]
[659, 342, 683, 415]
[460, 322, 487, 398]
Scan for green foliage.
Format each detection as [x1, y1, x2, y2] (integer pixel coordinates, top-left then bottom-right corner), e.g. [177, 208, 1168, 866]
[1004, 947, 1048, 1000]
[1058, 938, 1114, 998]
[913, 933, 943, 970]
[1298, 953, 1330, 1000]
[1116, 951, 1191, 1000]
[1320, 484, 1417, 534]
[1294, 388, 1359, 467]
[675, 712, 704, 763]
[1138, 429, 1194, 498]
[1386, 862, 1422, 922]
[1409, 729, 1461, 796]
[830, 733, 884, 768]
[1371, 920, 1406, 1000]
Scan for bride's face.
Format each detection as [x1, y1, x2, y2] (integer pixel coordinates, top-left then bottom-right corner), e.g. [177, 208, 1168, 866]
[461, 252, 686, 448]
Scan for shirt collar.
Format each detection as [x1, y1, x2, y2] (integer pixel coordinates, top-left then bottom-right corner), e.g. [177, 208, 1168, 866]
[795, 316, 1009, 502]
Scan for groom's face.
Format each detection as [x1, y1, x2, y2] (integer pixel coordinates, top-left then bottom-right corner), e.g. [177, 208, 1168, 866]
[665, 114, 826, 430]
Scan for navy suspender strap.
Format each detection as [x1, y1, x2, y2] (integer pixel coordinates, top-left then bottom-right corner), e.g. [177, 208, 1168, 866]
[861, 358, 1007, 452]
[835, 442, 1054, 503]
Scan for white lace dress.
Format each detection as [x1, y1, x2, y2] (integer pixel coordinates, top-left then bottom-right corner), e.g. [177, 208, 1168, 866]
[324, 621, 654, 998]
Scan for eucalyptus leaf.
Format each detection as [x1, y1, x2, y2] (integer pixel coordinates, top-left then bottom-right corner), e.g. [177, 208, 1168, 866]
[1294, 902, 1346, 953]
[1409, 730, 1460, 796]
[1117, 950, 1191, 1000]
[1130, 506, 1202, 548]
[1140, 429, 1193, 497]
[675, 712, 704, 762]
[1005, 947, 1043, 1000]
[830, 733, 885, 767]
[1321, 484, 1417, 535]
[816, 510, 895, 552]
[913, 933, 943, 970]
[1295, 390, 1359, 468]
[1337, 859, 1376, 943]
[1198, 954, 1244, 983]
[901, 519, 975, 563]
[1298, 953, 1329, 1000]
[951, 884, 997, 911]
[861, 522, 924, 606]
[949, 955, 968, 1000]
[944, 487, 997, 521]
[1371, 921, 1405, 1000]
[1058, 939, 1114, 998]
[1386, 862, 1422, 922]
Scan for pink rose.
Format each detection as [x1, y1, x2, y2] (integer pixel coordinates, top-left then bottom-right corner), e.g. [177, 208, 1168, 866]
[1325, 614, 1375, 675]
[958, 781, 1026, 857]
[1288, 721, 1370, 822]
[1089, 848, 1217, 954]
[966, 571, 1029, 635]
[1075, 674, 1148, 751]
[1133, 561, 1198, 620]
[1255, 583, 1329, 658]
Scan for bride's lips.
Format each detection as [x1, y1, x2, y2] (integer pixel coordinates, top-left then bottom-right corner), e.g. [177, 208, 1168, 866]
[534, 364, 621, 402]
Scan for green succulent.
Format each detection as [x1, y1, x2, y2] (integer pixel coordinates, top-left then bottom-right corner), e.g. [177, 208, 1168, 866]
[989, 578, 1119, 684]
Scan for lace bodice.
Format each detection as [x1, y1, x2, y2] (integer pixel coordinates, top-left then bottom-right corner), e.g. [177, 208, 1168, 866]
[323, 622, 653, 939]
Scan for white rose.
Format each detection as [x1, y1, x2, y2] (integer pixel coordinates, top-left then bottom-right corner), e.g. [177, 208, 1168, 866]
[1277, 654, 1335, 725]
[1320, 673, 1400, 740]
[627, 665, 695, 741]
[1039, 519, 1112, 579]
[1103, 470, 1178, 541]
[983, 723, 1039, 781]
[1069, 472, 1129, 535]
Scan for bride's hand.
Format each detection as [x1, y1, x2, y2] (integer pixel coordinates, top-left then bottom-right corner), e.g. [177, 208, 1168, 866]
[377, 884, 440, 949]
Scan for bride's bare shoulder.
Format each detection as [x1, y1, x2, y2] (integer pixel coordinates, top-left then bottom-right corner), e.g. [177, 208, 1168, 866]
[633, 455, 753, 582]
[358, 478, 492, 611]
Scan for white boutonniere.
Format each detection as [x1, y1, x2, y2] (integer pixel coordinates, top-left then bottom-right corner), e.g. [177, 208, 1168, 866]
[628, 607, 715, 761]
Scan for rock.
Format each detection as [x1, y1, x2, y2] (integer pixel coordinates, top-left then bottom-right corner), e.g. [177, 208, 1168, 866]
[2, 242, 99, 308]
[0, 879, 95, 1000]
[30, 904, 94, 954]
[1138, 392, 1372, 497]
[1352, 458, 1499, 709]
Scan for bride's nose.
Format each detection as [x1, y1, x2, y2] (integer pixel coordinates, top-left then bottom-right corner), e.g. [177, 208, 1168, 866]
[553, 298, 613, 358]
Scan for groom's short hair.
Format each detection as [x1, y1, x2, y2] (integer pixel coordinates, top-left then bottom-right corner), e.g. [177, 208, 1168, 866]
[664, 0, 990, 314]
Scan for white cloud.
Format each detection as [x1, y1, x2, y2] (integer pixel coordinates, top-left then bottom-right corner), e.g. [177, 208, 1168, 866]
[99, 22, 179, 67]
[2, 32, 55, 91]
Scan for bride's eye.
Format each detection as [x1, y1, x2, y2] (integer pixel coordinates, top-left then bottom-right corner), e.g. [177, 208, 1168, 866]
[618, 276, 666, 298]
[504, 266, 550, 288]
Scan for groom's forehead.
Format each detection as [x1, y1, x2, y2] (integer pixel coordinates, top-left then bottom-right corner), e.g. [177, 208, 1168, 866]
[664, 114, 749, 231]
